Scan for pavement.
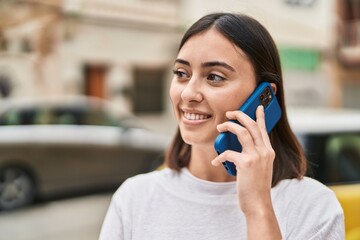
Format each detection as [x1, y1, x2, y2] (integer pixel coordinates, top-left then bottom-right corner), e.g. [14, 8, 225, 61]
[0, 193, 112, 240]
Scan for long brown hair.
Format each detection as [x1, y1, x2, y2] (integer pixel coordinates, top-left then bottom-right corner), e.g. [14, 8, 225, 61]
[166, 13, 307, 187]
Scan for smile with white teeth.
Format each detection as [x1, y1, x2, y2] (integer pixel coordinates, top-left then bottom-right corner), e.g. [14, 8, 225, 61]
[184, 112, 211, 120]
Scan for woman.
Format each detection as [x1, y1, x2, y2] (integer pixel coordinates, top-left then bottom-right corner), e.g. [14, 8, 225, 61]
[99, 13, 344, 240]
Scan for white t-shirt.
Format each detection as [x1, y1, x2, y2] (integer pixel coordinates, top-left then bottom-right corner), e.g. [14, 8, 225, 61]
[99, 168, 344, 240]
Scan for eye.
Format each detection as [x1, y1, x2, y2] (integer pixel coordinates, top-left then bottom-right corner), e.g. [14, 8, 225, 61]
[207, 73, 226, 82]
[172, 69, 189, 79]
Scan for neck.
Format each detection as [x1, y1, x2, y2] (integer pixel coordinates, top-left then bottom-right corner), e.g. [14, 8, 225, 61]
[188, 144, 236, 182]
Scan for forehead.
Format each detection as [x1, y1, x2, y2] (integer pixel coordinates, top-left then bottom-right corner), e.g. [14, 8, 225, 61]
[177, 28, 249, 65]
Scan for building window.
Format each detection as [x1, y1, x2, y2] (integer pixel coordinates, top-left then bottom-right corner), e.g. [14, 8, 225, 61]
[343, 82, 360, 108]
[133, 67, 166, 113]
[0, 35, 7, 52]
[0, 74, 12, 98]
[336, 0, 360, 67]
[21, 38, 33, 53]
[337, 0, 360, 46]
[83, 64, 108, 99]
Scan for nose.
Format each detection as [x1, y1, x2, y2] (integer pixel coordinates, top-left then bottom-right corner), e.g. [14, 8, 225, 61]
[180, 78, 203, 102]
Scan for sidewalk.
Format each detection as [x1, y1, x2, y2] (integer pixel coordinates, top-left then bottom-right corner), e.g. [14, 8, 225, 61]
[0, 193, 112, 240]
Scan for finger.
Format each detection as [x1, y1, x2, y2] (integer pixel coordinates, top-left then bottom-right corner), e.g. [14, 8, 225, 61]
[217, 121, 255, 151]
[225, 110, 264, 146]
[256, 105, 272, 148]
[211, 150, 243, 166]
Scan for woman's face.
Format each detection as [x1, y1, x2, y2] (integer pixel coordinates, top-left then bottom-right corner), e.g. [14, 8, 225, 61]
[169, 28, 257, 147]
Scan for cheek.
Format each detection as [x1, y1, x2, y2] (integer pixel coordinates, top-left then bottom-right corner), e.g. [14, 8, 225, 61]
[169, 80, 181, 108]
[227, 94, 247, 110]
[213, 88, 252, 118]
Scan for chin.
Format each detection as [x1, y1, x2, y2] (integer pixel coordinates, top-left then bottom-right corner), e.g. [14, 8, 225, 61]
[180, 132, 196, 145]
[180, 130, 217, 147]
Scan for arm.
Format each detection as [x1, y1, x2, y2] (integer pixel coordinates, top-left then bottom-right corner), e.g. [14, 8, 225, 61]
[245, 202, 282, 240]
[99, 180, 134, 240]
[99, 197, 124, 240]
[212, 105, 282, 239]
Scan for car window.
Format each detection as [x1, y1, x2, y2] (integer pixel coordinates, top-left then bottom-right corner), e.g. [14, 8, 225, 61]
[0, 108, 37, 125]
[53, 107, 85, 125]
[304, 132, 360, 185]
[0, 109, 21, 125]
[0, 104, 120, 127]
[84, 109, 118, 126]
[33, 108, 56, 124]
[53, 106, 119, 126]
[325, 134, 360, 183]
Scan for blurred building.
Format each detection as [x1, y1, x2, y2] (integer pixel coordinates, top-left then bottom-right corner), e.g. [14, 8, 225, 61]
[0, 0, 359, 123]
[0, 0, 181, 116]
[332, 0, 360, 108]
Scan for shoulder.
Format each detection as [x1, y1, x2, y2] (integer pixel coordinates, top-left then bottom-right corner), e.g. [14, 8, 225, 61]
[274, 177, 344, 238]
[274, 176, 338, 200]
[273, 177, 343, 221]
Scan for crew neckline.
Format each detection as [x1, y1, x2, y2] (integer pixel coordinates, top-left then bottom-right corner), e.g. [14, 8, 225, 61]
[180, 167, 237, 195]
[156, 168, 238, 205]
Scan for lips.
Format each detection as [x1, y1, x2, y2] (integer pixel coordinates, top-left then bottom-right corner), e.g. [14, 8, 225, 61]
[182, 109, 212, 121]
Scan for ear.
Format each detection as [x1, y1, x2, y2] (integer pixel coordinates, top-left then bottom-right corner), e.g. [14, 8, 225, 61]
[270, 83, 277, 95]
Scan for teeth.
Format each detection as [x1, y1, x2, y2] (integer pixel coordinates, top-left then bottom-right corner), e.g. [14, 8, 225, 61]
[184, 112, 210, 120]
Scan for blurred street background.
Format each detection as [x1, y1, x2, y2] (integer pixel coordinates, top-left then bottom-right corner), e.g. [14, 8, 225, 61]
[0, 193, 111, 240]
[0, 0, 359, 239]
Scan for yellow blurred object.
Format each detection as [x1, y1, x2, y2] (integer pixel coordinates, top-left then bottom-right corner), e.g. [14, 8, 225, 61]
[347, 227, 360, 240]
[330, 184, 360, 239]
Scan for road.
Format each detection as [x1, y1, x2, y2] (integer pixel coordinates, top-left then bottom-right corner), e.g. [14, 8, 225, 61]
[0, 193, 112, 240]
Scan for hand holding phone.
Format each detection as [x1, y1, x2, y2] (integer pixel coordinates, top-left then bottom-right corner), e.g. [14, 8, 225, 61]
[213, 82, 282, 176]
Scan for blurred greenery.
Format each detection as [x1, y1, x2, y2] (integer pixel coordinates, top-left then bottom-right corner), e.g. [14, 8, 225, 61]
[279, 47, 320, 71]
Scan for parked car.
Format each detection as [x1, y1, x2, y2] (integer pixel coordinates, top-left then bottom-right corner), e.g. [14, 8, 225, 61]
[0, 96, 170, 211]
[288, 108, 360, 240]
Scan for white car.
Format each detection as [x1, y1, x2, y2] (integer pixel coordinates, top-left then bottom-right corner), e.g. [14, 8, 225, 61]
[0, 96, 170, 211]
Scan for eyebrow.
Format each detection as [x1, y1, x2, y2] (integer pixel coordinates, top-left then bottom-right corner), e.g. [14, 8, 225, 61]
[202, 61, 236, 72]
[174, 59, 190, 66]
[174, 59, 235, 72]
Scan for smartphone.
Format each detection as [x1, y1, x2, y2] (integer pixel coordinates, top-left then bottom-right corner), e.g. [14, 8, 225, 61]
[213, 82, 282, 176]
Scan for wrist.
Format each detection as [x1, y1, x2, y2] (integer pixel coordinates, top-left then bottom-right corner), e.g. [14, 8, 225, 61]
[244, 205, 275, 221]
[243, 204, 282, 240]
[240, 195, 273, 218]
